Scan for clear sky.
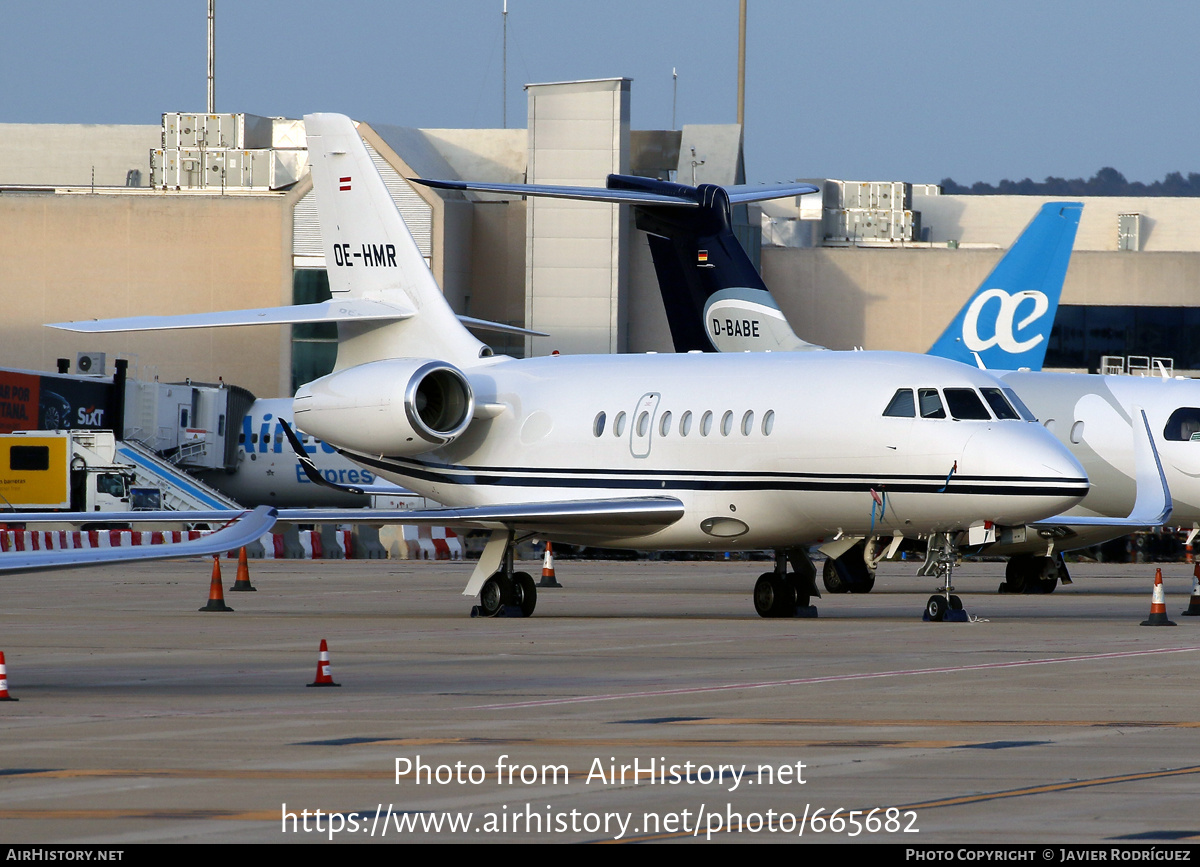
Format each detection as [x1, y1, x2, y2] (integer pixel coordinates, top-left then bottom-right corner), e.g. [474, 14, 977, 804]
[2, 1, 1195, 186]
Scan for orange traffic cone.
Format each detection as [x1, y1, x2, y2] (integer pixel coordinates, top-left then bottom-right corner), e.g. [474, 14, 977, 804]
[199, 556, 234, 612]
[1183, 562, 1200, 616]
[538, 541, 561, 588]
[1140, 568, 1176, 626]
[0, 651, 17, 701]
[229, 547, 256, 592]
[307, 639, 341, 687]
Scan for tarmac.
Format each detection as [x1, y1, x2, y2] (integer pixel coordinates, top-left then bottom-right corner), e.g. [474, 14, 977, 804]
[2, 555, 1199, 844]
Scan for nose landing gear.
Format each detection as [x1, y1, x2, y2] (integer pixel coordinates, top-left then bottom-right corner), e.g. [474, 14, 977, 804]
[920, 534, 970, 623]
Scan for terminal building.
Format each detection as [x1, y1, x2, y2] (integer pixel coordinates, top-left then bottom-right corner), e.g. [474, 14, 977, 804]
[3, 76, 1200, 403]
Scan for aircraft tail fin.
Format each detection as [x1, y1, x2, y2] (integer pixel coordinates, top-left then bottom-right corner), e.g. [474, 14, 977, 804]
[928, 202, 1082, 371]
[414, 174, 823, 353]
[304, 113, 486, 369]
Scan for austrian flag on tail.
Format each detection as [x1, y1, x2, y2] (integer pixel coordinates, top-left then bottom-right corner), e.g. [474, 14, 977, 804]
[339, 176, 352, 191]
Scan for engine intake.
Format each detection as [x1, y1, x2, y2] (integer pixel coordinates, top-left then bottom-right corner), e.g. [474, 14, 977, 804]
[293, 358, 474, 456]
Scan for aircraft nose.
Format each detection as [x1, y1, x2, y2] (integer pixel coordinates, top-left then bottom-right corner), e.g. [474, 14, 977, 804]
[961, 424, 1089, 522]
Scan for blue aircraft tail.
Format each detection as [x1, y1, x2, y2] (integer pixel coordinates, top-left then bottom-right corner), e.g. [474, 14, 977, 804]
[927, 202, 1082, 371]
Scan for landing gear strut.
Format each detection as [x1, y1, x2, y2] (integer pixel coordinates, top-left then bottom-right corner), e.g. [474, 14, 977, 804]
[471, 531, 538, 618]
[754, 548, 820, 618]
[919, 534, 969, 623]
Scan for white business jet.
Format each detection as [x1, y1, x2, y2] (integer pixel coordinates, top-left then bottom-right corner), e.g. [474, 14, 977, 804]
[48, 114, 1090, 619]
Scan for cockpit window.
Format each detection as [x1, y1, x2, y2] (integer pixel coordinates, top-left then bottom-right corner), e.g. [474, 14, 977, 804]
[918, 388, 946, 419]
[883, 389, 915, 417]
[980, 387, 1021, 420]
[1164, 407, 1200, 441]
[1002, 388, 1038, 422]
[944, 388, 992, 420]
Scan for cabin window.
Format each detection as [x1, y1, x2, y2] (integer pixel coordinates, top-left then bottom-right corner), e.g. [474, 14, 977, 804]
[659, 411, 673, 437]
[1164, 407, 1200, 441]
[680, 411, 693, 436]
[1070, 420, 1086, 444]
[762, 410, 775, 436]
[614, 411, 627, 437]
[238, 433, 246, 445]
[721, 410, 734, 436]
[944, 388, 992, 420]
[593, 412, 606, 437]
[741, 410, 754, 436]
[918, 388, 946, 419]
[701, 411, 713, 436]
[883, 389, 915, 417]
[636, 411, 650, 437]
[980, 387, 1021, 420]
[9, 446, 49, 472]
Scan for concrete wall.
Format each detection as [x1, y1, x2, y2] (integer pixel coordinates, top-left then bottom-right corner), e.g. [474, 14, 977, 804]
[915, 194, 1200, 252]
[761, 245, 1200, 356]
[0, 189, 291, 397]
[525, 79, 631, 356]
[0, 124, 159, 187]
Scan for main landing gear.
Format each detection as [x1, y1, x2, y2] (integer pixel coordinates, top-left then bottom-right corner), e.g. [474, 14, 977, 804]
[754, 548, 821, 618]
[822, 540, 877, 594]
[1000, 553, 1066, 594]
[919, 534, 969, 623]
[470, 530, 539, 618]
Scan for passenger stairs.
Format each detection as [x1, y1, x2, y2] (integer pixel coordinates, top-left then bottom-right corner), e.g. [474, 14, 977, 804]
[117, 440, 244, 512]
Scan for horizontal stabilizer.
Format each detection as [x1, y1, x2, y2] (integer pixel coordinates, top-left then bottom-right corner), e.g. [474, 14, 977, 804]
[414, 177, 818, 207]
[48, 299, 417, 333]
[47, 302, 544, 338]
[0, 506, 277, 574]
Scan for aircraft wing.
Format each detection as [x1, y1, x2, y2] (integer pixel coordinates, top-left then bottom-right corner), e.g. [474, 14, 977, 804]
[1032, 407, 1172, 529]
[275, 497, 686, 533]
[0, 506, 277, 574]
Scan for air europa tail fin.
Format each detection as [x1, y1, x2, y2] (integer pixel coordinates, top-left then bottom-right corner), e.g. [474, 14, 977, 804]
[304, 113, 486, 369]
[928, 202, 1082, 371]
[414, 174, 822, 353]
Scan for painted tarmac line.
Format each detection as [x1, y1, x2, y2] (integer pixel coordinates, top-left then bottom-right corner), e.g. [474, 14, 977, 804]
[468, 645, 1200, 709]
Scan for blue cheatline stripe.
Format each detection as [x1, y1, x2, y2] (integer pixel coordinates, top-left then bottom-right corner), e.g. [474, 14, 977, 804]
[115, 446, 235, 511]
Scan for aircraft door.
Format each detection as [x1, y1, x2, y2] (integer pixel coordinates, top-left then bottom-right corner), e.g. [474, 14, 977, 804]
[630, 393, 660, 458]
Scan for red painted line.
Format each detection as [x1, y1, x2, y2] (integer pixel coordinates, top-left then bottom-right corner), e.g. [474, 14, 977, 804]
[468, 646, 1200, 710]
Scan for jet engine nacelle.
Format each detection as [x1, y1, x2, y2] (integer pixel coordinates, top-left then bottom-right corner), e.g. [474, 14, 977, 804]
[293, 358, 474, 456]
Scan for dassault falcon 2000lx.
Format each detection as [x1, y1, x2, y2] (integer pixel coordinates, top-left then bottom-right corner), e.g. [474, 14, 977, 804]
[50, 113, 1090, 619]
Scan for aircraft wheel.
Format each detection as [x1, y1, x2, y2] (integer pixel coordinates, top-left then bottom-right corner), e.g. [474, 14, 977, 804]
[786, 575, 811, 608]
[513, 571, 537, 617]
[478, 575, 509, 617]
[949, 594, 964, 611]
[754, 573, 794, 618]
[1004, 555, 1032, 594]
[849, 571, 876, 594]
[822, 558, 847, 593]
[925, 595, 947, 622]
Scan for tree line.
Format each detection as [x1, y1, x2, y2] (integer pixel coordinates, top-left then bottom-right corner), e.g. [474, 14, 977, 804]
[939, 167, 1200, 197]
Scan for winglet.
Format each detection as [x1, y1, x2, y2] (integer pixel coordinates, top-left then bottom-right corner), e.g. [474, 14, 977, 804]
[1033, 406, 1172, 529]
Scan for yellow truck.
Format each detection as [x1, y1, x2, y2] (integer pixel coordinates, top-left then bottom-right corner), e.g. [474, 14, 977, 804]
[0, 431, 141, 512]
